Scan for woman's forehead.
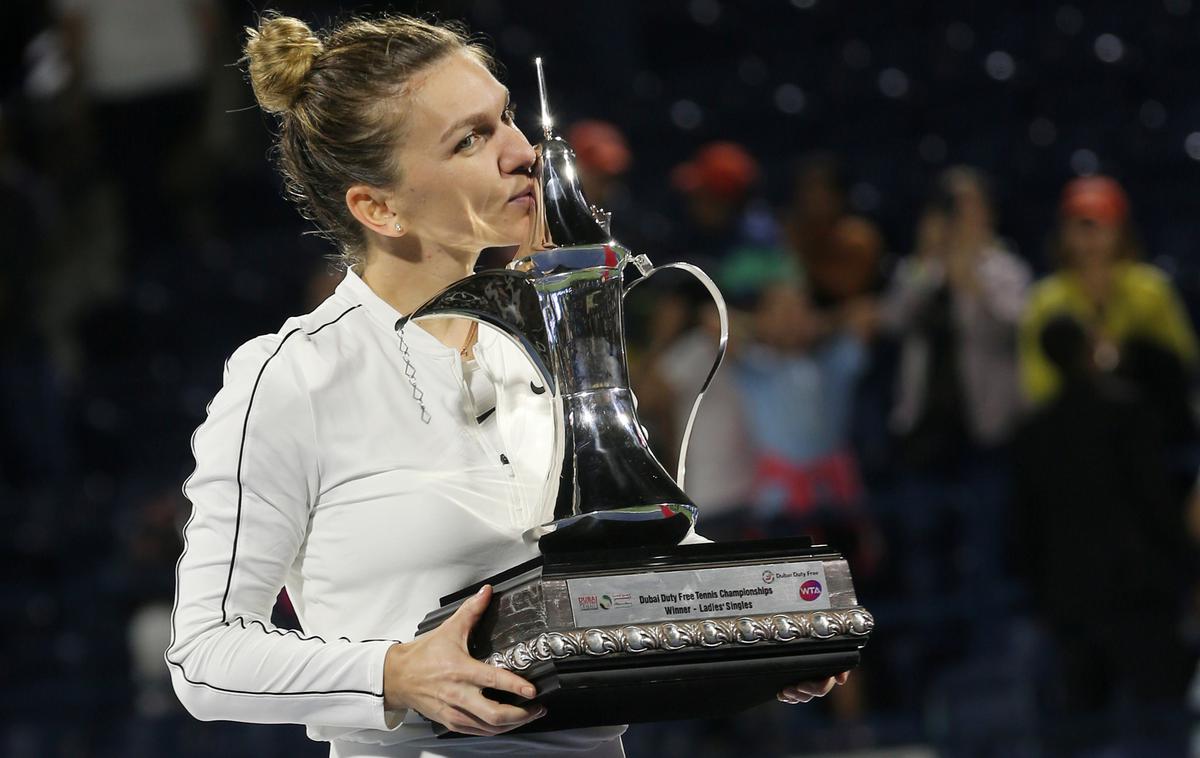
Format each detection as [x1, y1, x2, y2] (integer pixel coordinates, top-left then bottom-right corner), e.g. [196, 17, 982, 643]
[406, 54, 506, 146]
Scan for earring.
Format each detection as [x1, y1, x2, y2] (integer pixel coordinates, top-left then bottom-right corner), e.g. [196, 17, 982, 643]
[394, 222, 403, 233]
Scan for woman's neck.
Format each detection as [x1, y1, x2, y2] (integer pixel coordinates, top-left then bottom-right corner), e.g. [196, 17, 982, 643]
[360, 240, 477, 350]
[1071, 259, 1119, 310]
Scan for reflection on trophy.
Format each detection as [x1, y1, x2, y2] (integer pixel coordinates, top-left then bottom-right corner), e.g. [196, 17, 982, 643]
[409, 59, 873, 735]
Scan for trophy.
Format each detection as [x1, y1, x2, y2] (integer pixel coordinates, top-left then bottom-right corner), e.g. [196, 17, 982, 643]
[407, 60, 873, 735]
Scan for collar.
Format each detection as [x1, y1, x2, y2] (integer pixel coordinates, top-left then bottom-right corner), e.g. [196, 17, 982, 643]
[336, 267, 454, 357]
[337, 266, 404, 332]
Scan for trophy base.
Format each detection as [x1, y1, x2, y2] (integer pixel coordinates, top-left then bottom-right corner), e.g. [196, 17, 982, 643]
[417, 537, 873, 738]
[477, 641, 861, 734]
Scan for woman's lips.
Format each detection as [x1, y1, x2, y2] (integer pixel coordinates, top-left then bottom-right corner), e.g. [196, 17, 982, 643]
[508, 189, 535, 208]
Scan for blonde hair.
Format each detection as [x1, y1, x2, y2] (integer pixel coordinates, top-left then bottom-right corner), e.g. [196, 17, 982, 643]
[243, 12, 493, 266]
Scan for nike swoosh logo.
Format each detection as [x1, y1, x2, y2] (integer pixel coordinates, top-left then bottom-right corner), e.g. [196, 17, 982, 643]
[530, 381, 546, 395]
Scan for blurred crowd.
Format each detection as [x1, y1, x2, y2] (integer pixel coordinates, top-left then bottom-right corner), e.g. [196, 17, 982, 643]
[4, 1, 1200, 757]
[617, 138, 1200, 757]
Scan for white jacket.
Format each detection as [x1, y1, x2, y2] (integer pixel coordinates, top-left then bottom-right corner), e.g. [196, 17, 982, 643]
[166, 268, 629, 752]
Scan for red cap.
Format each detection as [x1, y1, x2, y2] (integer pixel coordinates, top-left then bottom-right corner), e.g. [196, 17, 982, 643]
[671, 141, 760, 201]
[567, 120, 631, 176]
[1060, 175, 1129, 227]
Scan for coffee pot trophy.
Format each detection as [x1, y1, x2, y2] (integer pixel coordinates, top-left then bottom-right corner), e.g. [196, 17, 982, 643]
[408, 59, 873, 735]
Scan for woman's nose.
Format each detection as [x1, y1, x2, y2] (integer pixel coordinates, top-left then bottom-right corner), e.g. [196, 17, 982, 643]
[502, 124, 537, 176]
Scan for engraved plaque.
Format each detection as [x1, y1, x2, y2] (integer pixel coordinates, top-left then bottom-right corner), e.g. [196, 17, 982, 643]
[566, 560, 832, 626]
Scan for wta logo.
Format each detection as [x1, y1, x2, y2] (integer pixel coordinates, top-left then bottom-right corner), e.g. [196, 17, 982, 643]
[799, 580, 823, 602]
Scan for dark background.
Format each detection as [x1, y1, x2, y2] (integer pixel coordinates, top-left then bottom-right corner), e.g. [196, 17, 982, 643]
[3, 1, 1200, 756]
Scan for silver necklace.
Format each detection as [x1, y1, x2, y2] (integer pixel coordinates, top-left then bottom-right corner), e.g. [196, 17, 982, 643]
[396, 326, 432, 425]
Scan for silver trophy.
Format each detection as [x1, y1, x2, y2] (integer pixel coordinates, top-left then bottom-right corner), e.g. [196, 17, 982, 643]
[399, 59, 727, 551]
[410, 60, 873, 735]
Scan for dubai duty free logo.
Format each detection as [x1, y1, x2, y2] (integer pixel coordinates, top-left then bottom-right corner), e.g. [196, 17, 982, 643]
[799, 579, 823, 602]
[576, 594, 599, 611]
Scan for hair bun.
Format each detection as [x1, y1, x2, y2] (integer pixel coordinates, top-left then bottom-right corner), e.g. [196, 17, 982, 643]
[244, 15, 324, 113]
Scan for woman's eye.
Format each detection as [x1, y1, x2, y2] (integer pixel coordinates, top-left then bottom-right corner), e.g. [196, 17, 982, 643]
[455, 133, 479, 152]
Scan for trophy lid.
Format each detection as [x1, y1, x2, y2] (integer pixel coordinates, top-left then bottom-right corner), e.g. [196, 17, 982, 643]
[525, 58, 613, 252]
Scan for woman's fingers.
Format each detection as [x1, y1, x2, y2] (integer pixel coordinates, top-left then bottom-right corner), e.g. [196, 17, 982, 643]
[383, 587, 545, 731]
[776, 672, 852, 705]
[467, 659, 537, 700]
[791, 676, 837, 697]
[444, 585, 494, 643]
[439, 706, 495, 737]
[447, 590, 538, 700]
[438, 684, 545, 736]
[428, 678, 545, 736]
[777, 688, 812, 704]
[457, 687, 545, 729]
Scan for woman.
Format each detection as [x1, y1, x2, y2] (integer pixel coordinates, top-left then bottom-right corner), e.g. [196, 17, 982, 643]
[883, 166, 1030, 469]
[1020, 176, 1197, 433]
[166, 12, 846, 758]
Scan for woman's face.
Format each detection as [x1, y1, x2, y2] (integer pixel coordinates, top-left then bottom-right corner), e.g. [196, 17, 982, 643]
[391, 52, 537, 256]
[949, 181, 991, 237]
[915, 209, 949, 259]
[754, 284, 821, 351]
[1061, 216, 1120, 268]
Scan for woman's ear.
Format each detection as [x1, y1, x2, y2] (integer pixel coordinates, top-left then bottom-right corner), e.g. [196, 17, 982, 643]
[346, 184, 407, 238]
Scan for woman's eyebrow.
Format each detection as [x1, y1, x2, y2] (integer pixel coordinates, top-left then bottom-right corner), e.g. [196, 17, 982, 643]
[439, 88, 511, 144]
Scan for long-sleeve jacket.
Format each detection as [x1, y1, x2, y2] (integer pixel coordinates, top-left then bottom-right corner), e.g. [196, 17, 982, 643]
[1019, 261, 1198, 404]
[166, 269, 630, 751]
[881, 244, 1031, 447]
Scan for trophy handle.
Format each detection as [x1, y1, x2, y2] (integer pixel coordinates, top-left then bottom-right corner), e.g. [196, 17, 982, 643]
[624, 260, 729, 490]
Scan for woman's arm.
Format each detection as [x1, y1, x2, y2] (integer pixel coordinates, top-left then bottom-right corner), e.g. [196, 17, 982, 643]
[1143, 269, 1199, 366]
[953, 248, 1031, 338]
[1018, 283, 1061, 404]
[165, 333, 399, 730]
[878, 257, 943, 334]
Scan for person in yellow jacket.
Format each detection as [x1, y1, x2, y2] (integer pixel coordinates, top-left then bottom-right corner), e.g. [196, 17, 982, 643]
[1020, 175, 1198, 404]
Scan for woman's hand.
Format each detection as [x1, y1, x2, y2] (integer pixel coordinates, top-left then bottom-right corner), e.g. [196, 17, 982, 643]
[776, 670, 850, 704]
[383, 585, 546, 736]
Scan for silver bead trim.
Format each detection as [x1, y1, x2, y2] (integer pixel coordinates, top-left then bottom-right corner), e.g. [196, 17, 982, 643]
[396, 326, 432, 424]
[483, 607, 874, 672]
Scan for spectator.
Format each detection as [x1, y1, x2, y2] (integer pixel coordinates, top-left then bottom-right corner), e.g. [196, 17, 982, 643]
[57, 0, 218, 262]
[637, 247, 805, 542]
[1020, 176, 1198, 435]
[882, 166, 1030, 470]
[638, 142, 777, 402]
[670, 140, 776, 265]
[1012, 314, 1194, 752]
[782, 153, 882, 309]
[568, 119, 631, 211]
[645, 295, 756, 542]
[874, 168, 1028, 639]
[722, 247, 878, 559]
[724, 247, 878, 725]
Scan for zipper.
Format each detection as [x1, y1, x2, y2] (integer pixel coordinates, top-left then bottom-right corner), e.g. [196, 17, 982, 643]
[455, 352, 528, 525]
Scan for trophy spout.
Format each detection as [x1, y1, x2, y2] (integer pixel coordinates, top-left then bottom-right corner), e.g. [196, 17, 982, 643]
[527, 138, 612, 251]
[525, 56, 614, 253]
[398, 270, 557, 393]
